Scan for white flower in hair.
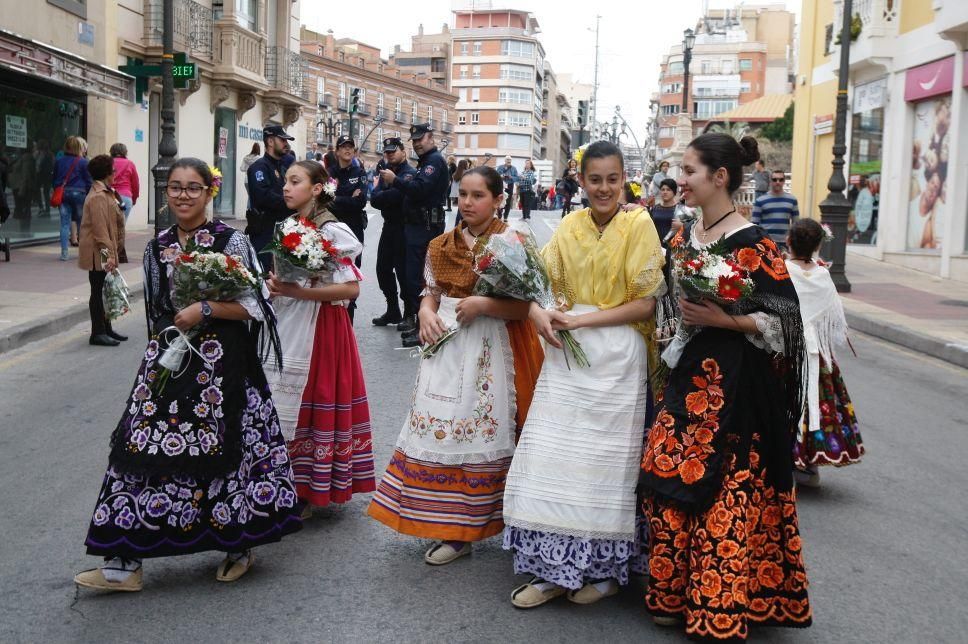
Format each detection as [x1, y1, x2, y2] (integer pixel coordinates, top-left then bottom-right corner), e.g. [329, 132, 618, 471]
[324, 179, 337, 197]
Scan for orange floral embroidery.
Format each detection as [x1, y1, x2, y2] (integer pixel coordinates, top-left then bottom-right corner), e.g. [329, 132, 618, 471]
[643, 358, 723, 486]
[734, 247, 761, 272]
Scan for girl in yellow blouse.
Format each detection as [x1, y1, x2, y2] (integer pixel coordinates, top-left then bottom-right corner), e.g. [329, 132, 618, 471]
[502, 141, 666, 608]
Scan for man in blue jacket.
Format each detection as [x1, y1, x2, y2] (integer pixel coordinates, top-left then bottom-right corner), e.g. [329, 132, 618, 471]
[246, 125, 293, 268]
[378, 123, 449, 347]
[328, 133, 368, 321]
[369, 136, 416, 326]
[497, 155, 518, 221]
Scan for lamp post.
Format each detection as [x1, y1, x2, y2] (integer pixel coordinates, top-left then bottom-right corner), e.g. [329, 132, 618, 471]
[316, 105, 337, 149]
[817, 0, 853, 293]
[613, 105, 646, 173]
[681, 28, 696, 117]
[151, 0, 177, 236]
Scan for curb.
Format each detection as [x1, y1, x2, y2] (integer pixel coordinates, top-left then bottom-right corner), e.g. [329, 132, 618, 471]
[0, 280, 144, 356]
[845, 310, 968, 370]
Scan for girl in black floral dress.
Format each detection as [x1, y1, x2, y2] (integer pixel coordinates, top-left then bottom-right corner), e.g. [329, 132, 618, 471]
[74, 158, 301, 593]
[639, 134, 811, 641]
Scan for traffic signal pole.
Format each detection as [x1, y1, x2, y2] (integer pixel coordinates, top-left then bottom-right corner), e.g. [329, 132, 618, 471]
[151, 0, 177, 235]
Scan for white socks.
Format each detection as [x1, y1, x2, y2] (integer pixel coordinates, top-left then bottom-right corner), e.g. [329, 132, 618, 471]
[101, 557, 142, 582]
[592, 579, 617, 594]
[531, 579, 560, 592]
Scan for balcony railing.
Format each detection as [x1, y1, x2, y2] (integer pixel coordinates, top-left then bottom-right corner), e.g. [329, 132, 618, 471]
[376, 106, 386, 118]
[145, 0, 214, 59]
[834, 0, 899, 40]
[213, 20, 264, 80]
[393, 110, 405, 123]
[357, 102, 371, 116]
[338, 97, 348, 111]
[265, 46, 307, 99]
[411, 114, 419, 125]
[441, 121, 453, 133]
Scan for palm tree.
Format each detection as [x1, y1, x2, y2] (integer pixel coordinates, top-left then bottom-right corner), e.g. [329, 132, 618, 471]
[707, 120, 750, 139]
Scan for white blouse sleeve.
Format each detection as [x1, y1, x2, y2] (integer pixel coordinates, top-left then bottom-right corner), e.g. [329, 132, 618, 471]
[322, 221, 363, 284]
[420, 252, 441, 300]
[746, 311, 786, 354]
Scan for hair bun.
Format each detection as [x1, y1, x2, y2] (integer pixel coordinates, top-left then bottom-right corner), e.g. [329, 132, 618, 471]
[738, 136, 760, 166]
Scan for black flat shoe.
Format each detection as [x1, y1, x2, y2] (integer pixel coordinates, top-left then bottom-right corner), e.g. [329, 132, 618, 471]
[89, 334, 120, 347]
[372, 311, 403, 326]
[107, 330, 129, 341]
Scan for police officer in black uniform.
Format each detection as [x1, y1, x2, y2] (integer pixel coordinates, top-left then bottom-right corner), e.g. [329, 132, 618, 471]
[369, 136, 417, 326]
[246, 125, 294, 268]
[378, 123, 449, 348]
[328, 133, 368, 322]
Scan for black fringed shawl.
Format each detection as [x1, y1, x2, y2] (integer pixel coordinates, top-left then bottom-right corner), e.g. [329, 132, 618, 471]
[641, 223, 806, 513]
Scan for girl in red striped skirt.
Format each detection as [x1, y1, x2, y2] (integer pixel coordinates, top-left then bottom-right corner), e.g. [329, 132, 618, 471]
[265, 161, 375, 517]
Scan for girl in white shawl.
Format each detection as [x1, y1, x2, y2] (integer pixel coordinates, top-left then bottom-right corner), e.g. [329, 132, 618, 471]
[786, 219, 864, 488]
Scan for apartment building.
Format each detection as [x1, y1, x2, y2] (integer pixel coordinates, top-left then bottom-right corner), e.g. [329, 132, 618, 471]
[389, 23, 452, 91]
[449, 8, 545, 166]
[299, 28, 458, 169]
[653, 4, 795, 159]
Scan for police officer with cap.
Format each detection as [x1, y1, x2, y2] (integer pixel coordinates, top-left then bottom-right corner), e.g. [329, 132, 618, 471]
[369, 136, 417, 326]
[328, 132, 368, 322]
[378, 122, 449, 348]
[246, 124, 294, 267]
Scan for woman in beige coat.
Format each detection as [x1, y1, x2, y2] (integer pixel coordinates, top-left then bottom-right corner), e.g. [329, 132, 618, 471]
[78, 154, 127, 346]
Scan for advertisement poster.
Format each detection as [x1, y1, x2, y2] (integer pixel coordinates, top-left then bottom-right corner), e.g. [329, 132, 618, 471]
[5, 115, 27, 148]
[217, 127, 228, 159]
[907, 96, 950, 251]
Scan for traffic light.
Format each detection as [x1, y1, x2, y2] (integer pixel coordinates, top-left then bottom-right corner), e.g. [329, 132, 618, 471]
[350, 88, 360, 113]
[577, 100, 587, 127]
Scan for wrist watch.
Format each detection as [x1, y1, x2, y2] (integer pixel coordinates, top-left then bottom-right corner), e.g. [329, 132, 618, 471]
[200, 300, 213, 321]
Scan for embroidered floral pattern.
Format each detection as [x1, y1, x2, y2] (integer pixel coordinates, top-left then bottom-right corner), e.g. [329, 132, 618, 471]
[794, 357, 864, 468]
[644, 445, 812, 640]
[87, 382, 298, 543]
[121, 334, 227, 461]
[643, 358, 723, 485]
[405, 337, 499, 444]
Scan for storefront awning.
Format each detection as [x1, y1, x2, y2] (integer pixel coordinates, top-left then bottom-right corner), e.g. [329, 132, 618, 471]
[0, 28, 134, 105]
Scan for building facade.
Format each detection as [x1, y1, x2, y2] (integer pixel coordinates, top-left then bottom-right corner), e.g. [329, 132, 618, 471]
[300, 28, 458, 170]
[792, 0, 968, 282]
[652, 4, 795, 160]
[539, 62, 572, 177]
[0, 0, 310, 242]
[449, 8, 546, 166]
[389, 24, 452, 91]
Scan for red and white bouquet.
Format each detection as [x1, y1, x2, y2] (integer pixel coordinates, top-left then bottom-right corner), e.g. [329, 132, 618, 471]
[264, 214, 354, 281]
[662, 240, 755, 368]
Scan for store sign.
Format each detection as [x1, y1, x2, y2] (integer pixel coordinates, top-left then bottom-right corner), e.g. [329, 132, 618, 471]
[853, 78, 887, 114]
[813, 114, 834, 136]
[238, 124, 264, 141]
[5, 115, 27, 148]
[904, 56, 954, 102]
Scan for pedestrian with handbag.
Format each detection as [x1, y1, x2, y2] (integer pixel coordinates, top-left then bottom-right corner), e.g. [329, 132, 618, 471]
[51, 136, 91, 261]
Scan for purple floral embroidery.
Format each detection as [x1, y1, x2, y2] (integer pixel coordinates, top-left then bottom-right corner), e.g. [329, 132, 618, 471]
[212, 502, 232, 525]
[253, 442, 269, 458]
[146, 492, 172, 518]
[180, 505, 199, 527]
[133, 383, 151, 401]
[270, 445, 288, 467]
[161, 432, 187, 456]
[252, 482, 277, 505]
[194, 403, 210, 417]
[277, 487, 296, 508]
[194, 230, 215, 248]
[145, 340, 159, 361]
[202, 386, 223, 405]
[131, 427, 150, 451]
[199, 339, 223, 362]
[196, 372, 210, 385]
[93, 504, 110, 526]
[207, 478, 223, 498]
[199, 430, 217, 454]
[143, 401, 157, 416]
[159, 244, 181, 264]
[114, 506, 136, 529]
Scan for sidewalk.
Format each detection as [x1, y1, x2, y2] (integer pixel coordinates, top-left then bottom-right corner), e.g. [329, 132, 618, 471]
[840, 252, 968, 368]
[1, 229, 966, 369]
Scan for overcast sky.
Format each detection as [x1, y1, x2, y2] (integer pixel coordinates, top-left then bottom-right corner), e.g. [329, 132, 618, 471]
[303, 1, 801, 144]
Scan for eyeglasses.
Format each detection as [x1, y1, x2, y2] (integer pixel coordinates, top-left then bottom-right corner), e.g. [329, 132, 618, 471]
[166, 183, 206, 198]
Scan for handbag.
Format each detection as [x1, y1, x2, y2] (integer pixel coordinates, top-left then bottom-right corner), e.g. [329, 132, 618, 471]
[50, 157, 80, 208]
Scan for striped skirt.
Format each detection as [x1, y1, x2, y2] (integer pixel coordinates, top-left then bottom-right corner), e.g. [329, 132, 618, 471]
[288, 303, 375, 507]
[367, 450, 511, 541]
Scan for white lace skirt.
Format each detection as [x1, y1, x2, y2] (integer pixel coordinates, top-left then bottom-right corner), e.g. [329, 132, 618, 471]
[503, 304, 649, 541]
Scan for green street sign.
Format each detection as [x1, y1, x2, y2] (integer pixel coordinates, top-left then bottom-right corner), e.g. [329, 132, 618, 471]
[172, 52, 196, 89]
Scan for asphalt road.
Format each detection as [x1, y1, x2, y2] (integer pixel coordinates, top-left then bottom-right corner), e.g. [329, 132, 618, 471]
[1, 207, 967, 643]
